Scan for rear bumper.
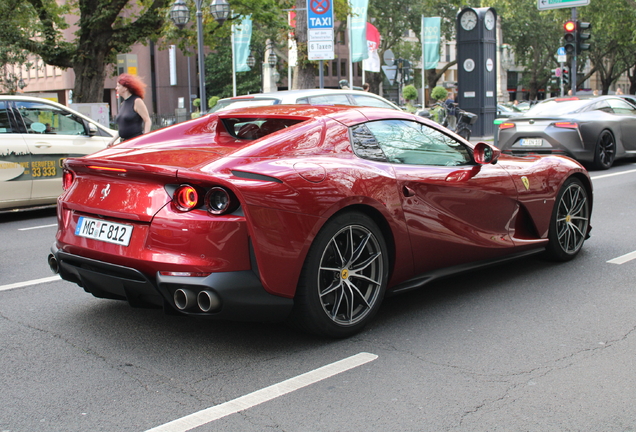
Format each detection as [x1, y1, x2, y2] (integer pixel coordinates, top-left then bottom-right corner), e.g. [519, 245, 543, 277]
[50, 244, 294, 322]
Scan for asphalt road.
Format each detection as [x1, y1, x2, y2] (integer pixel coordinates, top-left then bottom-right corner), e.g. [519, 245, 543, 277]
[1, 160, 635, 432]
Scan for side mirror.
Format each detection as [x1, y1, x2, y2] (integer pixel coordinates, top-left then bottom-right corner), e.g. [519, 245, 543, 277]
[473, 142, 501, 165]
[87, 123, 98, 136]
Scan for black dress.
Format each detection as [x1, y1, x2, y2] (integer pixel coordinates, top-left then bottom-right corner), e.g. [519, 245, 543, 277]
[116, 95, 143, 140]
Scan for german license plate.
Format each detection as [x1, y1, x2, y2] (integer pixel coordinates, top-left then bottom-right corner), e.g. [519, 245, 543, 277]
[520, 138, 543, 147]
[75, 216, 133, 246]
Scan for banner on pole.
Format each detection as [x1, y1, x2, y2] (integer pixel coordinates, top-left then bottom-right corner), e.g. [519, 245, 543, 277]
[363, 23, 381, 72]
[422, 17, 441, 70]
[348, 0, 369, 62]
[233, 16, 252, 72]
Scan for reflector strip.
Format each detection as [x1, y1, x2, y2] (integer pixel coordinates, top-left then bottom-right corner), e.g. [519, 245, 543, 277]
[554, 122, 578, 129]
[87, 166, 127, 172]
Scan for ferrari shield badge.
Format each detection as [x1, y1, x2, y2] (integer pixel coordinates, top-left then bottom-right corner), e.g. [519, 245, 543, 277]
[521, 176, 530, 191]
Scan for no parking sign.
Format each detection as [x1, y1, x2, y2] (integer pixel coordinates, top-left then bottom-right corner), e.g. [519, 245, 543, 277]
[307, 0, 334, 60]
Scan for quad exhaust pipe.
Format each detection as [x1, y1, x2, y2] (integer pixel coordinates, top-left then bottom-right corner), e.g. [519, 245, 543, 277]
[48, 254, 59, 274]
[173, 289, 220, 312]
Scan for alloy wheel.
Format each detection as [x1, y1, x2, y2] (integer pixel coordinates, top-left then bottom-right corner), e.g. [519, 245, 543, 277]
[317, 224, 384, 326]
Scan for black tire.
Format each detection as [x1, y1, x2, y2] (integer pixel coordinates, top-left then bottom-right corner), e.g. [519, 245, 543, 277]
[592, 130, 616, 170]
[544, 177, 590, 261]
[288, 212, 389, 338]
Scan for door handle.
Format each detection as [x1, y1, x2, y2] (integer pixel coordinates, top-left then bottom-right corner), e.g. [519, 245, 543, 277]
[35, 144, 52, 148]
[402, 185, 416, 197]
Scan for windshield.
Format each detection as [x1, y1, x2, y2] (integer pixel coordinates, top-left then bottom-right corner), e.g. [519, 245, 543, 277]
[525, 99, 588, 116]
[209, 98, 280, 113]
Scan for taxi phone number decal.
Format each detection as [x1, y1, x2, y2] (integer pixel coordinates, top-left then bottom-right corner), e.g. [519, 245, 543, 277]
[0, 154, 71, 181]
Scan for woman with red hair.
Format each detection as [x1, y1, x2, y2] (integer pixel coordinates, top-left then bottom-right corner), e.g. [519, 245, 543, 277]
[109, 74, 151, 145]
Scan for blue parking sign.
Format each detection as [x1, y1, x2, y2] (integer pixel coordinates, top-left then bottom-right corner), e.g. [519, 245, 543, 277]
[307, 0, 333, 29]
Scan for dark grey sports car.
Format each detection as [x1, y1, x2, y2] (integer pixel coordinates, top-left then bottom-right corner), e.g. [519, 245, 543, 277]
[497, 95, 636, 169]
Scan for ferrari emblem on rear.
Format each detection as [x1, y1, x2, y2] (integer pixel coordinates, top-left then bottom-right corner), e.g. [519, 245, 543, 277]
[100, 184, 111, 200]
[521, 176, 530, 190]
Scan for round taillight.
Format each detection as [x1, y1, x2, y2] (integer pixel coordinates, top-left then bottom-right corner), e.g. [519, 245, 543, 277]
[62, 170, 74, 190]
[174, 185, 199, 211]
[205, 187, 233, 215]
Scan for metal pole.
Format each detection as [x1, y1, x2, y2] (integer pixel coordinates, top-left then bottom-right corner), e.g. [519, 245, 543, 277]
[421, 15, 426, 106]
[348, 14, 353, 88]
[195, 0, 207, 112]
[231, 21, 237, 96]
[571, 7, 577, 95]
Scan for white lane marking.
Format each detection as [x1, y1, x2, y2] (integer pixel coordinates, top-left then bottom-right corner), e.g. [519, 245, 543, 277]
[18, 223, 57, 231]
[591, 167, 636, 180]
[608, 251, 636, 265]
[145, 352, 379, 432]
[0, 275, 60, 292]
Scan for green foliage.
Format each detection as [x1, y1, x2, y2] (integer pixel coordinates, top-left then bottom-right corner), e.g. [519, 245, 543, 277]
[204, 35, 266, 100]
[192, 98, 201, 108]
[208, 96, 220, 108]
[431, 86, 448, 101]
[402, 84, 418, 102]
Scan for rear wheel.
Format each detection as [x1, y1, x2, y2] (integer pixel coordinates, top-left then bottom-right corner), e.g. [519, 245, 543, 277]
[289, 212, 388, 338]
[545, 178, 590, 261]
[592, 130, 616, 170]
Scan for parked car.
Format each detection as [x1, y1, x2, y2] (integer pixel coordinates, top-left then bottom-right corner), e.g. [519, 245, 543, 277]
[208, 89, 401, 113]
[0, 95, 115, 212]
[49, 105, 592, 337]
[497, 103, 524, 118]
[497, 95, 636, 169]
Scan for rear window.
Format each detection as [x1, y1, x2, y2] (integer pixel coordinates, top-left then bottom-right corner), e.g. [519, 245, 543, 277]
[525, 100, 589, 116]
[222, 117, 304, 140]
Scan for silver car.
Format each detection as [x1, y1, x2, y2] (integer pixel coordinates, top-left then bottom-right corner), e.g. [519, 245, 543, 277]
[209, 89, 401, 113]
[0, 96, 115, 211]
[497, 95, 636, 170]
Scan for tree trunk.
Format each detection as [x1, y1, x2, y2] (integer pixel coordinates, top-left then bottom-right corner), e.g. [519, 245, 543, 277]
[293, 0, 316, 89]
[72, 55, 109, 103]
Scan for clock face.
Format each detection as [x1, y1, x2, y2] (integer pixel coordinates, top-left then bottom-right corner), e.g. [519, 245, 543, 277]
[460, 10, 477, 31]
[484, 10, 495, 30]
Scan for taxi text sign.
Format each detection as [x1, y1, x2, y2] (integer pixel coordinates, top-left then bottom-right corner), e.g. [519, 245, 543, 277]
[307, 0, 335, 60]
[537, 0, 590, 10]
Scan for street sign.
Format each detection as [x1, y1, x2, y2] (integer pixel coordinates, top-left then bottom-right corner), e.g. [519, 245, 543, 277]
[307, 0, 334, 60]
[307, 0, 333, 29]
[538, 0, 590, 10]
[382, 65, 397, 85]
[557, 47, 567, 62]
[383, 49, 395, 67]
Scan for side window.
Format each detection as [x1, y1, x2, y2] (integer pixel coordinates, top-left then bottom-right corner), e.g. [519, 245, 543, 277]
[364, 119, 471, 166]
[16, 101, 87, 136]
[350, 124, 388, 162]
[307, 94, 352, 106]
[350, 94, 397, 110]
[607, 98, 636, 114]
[0, 101, 12, 133]
[587, 100, 612, 113]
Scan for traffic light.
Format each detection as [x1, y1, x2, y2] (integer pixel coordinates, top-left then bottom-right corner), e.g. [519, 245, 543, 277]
[562, 67, 570, 86]
[577, 21, 592, 54]
[563, 20, 576, 55]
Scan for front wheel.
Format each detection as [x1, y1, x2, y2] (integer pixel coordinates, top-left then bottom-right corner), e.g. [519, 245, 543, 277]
[288, 212, 389, 338]
[592, 130, 616, 170]
[545, 177, 590, 261]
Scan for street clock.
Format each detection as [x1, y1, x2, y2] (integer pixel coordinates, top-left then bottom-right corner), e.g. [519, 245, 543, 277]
[456, 7, 497, 137]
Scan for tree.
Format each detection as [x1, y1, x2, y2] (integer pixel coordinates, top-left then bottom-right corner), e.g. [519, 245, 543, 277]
[0, 0, 170, 102]
[0, 0, 288, 102]
[578, 0, 636, 93]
